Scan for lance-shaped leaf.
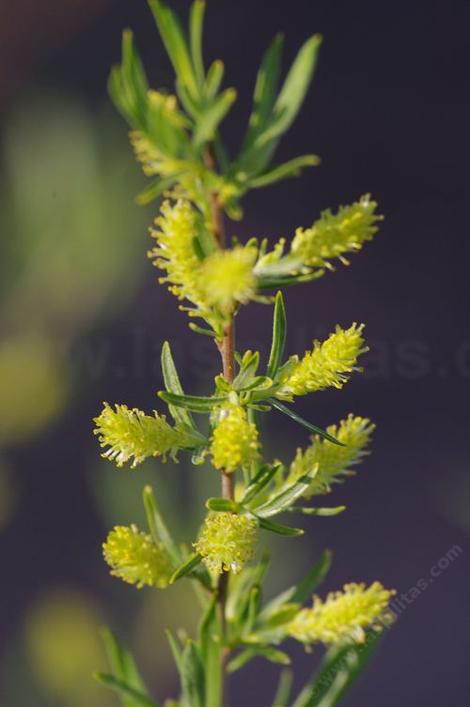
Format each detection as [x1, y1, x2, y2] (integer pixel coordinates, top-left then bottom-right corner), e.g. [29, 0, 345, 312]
[204, 59, 225, 100]
[271, 669, 293, 707]
[170, 552, 203, 583]
[108, 30, 149, 129]
[269, 400, 344, 445]
[199, 597, 222, 707]
[148, 0, 199, 100]
[259, 550, 332, 621]
[189, 0, 206, 88]
[227, 645, 291, 673]
[249, 154, 320, 189]
[161, 342, 195, 428]
[290, 506, 346, 517]
[291, 630, 383, 707]
[143, 485, 181, 565]
[193, 88, 237, 147]
[241, 463, 283, 505]
[100, 628, 154, 707]
[206, 497, 241, 513]
[180, 640, 205, 707]
[253, 469, 318, 518]
[94, 673, 159, 707]
[233, 350, 260, 390]
[136, 174, 181, 205]
[159, 390, 227, 413]
[267, 291, 287, 379]
[242, 33, 284, 150]
[257, 515, 304, 537]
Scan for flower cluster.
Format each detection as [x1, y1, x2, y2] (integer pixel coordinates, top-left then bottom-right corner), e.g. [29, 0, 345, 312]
[194, 512, 258, 575]
[288, 582, 395, 645]
[288, 414, 375, 496]
[210, 405, 260, 472]
[276, 323, 367, 400]
[93, 402, 194, 468]
[196, 246, 258, 313]
[290, 194, 382, 272]
[103, 525, 174, 589]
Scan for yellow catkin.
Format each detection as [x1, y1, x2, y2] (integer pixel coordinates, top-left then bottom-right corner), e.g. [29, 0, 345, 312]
[194, 513, 258, 575]
[210, 405, 260, 472]
[288, 582, 395, 645]
[276, 324, 367, 400]
[103, 525, 173, 589]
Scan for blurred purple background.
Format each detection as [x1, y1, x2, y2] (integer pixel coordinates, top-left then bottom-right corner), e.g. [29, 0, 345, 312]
[1, 0, 469, 705]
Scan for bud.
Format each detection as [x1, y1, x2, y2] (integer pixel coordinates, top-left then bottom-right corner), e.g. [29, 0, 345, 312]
[194, 512, 258, 575]
[288, 582, 395, 645]
[103, 525, 173, 589]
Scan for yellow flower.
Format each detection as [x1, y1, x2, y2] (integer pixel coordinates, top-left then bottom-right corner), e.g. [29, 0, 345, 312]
[288, 582, 395, 645]
[194, 513, 258, 575]
[195, 246, 258, 312]
[290, 195, 382, 271]
[148, 199, 204, 305]
[93, 402, 194, 469]
[210, 405, 260, 472]
[276, 323, 367, 400]
[103, 525, 173, 589]
[288, 414, 375, 497]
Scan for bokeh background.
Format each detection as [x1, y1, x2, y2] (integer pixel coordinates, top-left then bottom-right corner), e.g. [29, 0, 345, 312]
[1, 0, 469, 705]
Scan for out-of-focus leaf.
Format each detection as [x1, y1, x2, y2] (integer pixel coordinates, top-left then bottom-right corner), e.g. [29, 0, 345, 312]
[227, 645, 290, 673]
[135, 175, 179, 205]
[193, 88, 237, 147]
[94, 673, 158, 707]
[291, 631, 383, 707]
[249, 154, 320, 189]
[206, 497, 240, 512]
[271, 668, 293, 707]
[189, 0, 206, 87]
[180, 640, 205, 707]
[148, 0, 199, 99]
[101, 627, 152, 707]
[199, 597, 222, 707]
[143, 485, 181, 564]
[204, 60, 225, 100]
[291, 506, 346, 517]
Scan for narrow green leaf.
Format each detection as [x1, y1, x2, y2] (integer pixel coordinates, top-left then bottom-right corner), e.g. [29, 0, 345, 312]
[257, 516, 304, 537]
[193, 88, 237, 147]
[165, 629, 183, 674]
[291, 506, 346, 517]
[254, 470, 317, 518]
[227, 645, 290, 673]
[180, 640, 205, 707]
[290, 549, 332, 604]
[265, 34, 322, 143]
[204, 60, 225, 100]
[143, 486, 181, 564]
[158, 390, 226, 413]
[267, 291, 287, 379]
[272, 668, 293, 707]
[170, 553, 202, 583]
[241, 463, 282, 504]
[249, 154, 320, 189]
[269, 400, 344, 445]
[199, 597, 222, 707]
[291, 631, 383, 707]
[148, 0, 199, 99]
[189, 0, 206, 87]
[135, 175, 179, 205]
[206, 497, 240, 512]
[161, 342, 195, 428]
[233, 351, 260, 390]
[100, 628, 151, 707]
[243, 34, 284, 150]
[94, 673, 158, 707]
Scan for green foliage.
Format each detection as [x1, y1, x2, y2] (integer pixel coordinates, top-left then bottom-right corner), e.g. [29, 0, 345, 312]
[95, 2, 393, 705]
